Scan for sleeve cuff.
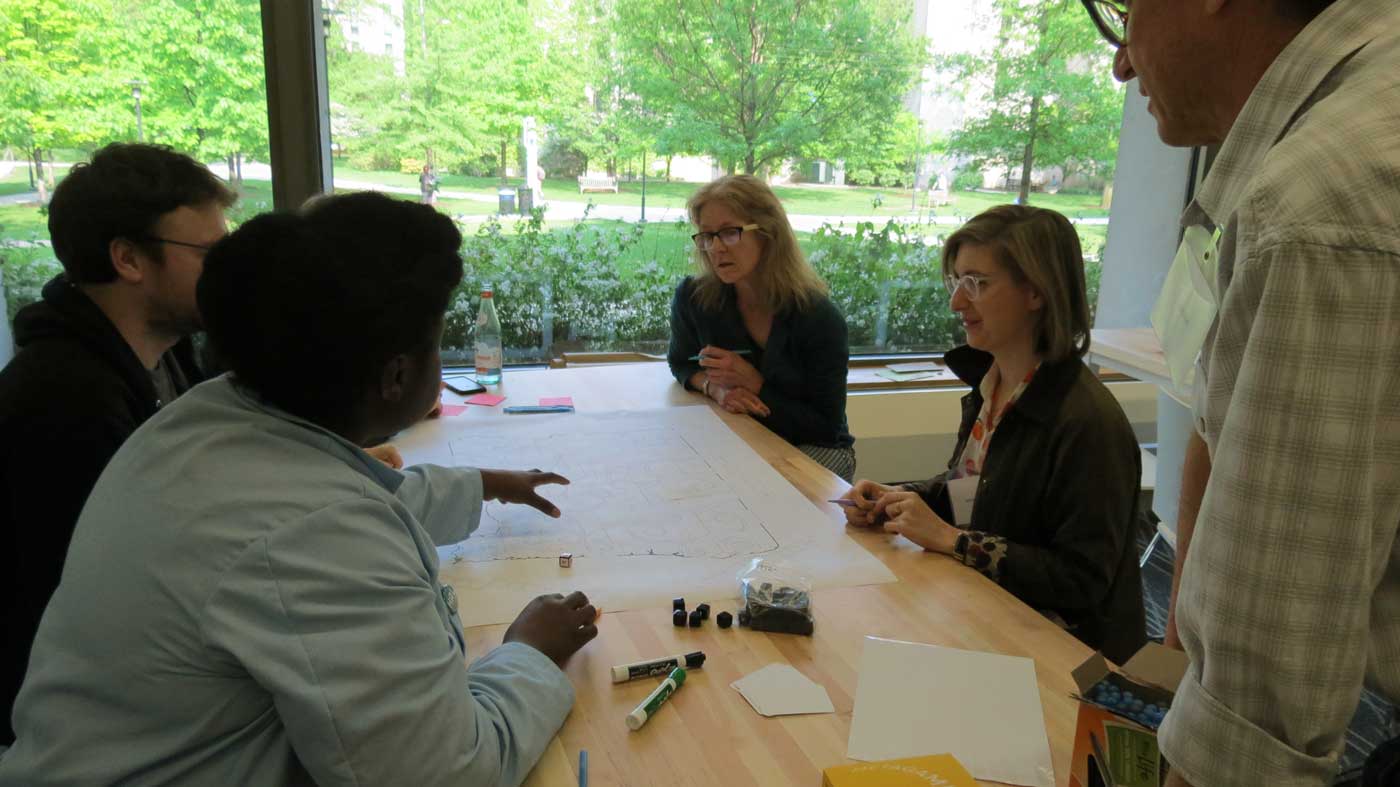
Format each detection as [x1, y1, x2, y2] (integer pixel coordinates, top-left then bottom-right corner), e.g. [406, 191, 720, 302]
[472, 641, 575, 704]
[1158, 668, 1337, 786]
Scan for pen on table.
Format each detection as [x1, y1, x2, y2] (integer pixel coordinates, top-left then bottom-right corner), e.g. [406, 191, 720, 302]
[687, 349, 752, 361]
[502, 405, 575, 414]
[578, 749, 588, 787]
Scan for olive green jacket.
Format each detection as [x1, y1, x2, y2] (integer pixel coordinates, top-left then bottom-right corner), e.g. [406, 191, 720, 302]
[908, 345, 1147, 663]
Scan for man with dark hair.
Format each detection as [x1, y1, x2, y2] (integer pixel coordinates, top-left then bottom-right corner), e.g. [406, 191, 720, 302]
[0, 142, 236, 745]
[0, 192, 596, 786]
[1081, 1, 1399, 785]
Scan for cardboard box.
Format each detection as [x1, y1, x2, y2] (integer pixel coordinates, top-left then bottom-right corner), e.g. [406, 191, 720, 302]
[822, 753, 976, 787]
[1068, 643, 1190, 787]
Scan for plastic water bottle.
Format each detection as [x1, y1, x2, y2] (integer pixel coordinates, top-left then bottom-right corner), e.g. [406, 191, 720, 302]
[474, 285, 503, 384]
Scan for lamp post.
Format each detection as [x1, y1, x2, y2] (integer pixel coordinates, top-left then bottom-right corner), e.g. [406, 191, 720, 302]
[127, 79, 146, 142]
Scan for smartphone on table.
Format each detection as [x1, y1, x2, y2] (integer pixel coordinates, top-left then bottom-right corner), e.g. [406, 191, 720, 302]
[442, 374, 487, 395]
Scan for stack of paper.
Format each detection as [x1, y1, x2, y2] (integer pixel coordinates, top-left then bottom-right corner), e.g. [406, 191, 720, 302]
[847, 637, 1055, 787]
[731, 664, 835, 717]
[885, 361, 941, 373]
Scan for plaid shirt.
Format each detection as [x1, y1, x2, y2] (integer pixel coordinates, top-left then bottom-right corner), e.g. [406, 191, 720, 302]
[1158, 2, 1400, 785]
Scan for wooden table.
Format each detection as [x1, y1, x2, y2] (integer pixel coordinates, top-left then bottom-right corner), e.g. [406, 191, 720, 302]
[426, 364, 1091, 787]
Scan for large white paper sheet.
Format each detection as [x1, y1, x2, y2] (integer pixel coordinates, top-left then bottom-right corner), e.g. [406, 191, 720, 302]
[847, 637, 1054, 787]
[397, 407, 896, 627]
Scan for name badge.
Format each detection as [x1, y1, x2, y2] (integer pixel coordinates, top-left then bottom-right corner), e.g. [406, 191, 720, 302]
[946, 474, 978, 526]
[1151, 225, 1221, 398]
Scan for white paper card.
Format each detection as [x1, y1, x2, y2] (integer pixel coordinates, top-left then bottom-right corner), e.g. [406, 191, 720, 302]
[946, 474, 978, 526]
[847, 637, 1054, 787]
[731, 664, 835, 717]
[886, 361, 941, 373]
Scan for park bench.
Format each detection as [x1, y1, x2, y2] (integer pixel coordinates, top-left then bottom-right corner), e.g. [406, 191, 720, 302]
[577, 175, 619, 193]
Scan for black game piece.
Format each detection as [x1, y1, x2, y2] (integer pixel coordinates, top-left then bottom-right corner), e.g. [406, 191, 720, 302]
[673, 597, 686, 612]
[673, 609, 687, 627]
[696, 603, 711, 620]
[716, 611, 733, 629]
[688, 609, 703, 627]
[737, 609, 750, 626]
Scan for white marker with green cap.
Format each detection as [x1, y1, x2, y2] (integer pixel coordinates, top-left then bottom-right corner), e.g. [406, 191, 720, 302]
[625, 667, 686, 731]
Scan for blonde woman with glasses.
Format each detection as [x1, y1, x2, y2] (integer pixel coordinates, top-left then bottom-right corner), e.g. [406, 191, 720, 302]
[841, 205, 1146, 662]
[667, 175, 855, 481]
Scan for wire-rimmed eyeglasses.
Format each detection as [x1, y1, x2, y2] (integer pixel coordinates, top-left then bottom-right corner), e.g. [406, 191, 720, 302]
[691, 223, 760, 251]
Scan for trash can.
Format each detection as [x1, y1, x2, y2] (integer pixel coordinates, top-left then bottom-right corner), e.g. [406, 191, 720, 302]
[516, 186, 533, 214]
[497, 187, 516, 215]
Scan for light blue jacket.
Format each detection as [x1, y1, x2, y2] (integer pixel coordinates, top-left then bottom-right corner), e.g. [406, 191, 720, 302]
[0, 376, 573, 786]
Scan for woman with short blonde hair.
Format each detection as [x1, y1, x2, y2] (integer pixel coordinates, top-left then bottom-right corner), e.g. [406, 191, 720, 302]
[667, 175, 855, 480]
[843, 204, 1146, 662]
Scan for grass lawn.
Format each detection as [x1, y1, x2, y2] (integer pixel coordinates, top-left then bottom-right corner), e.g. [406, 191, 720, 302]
[0, 204, 49, 242]
[0, 181, 35, 198]
[326, 163, 1111, 220]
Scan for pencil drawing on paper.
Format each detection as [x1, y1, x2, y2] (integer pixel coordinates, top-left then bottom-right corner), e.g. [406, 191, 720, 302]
[442, 423, 780, 563]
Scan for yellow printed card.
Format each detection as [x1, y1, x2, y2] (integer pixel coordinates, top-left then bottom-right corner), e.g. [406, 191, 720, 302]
[822, 754, 977, 787]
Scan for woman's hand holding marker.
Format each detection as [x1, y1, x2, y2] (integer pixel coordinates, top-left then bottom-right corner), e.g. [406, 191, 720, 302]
[697, 346, 763, 393]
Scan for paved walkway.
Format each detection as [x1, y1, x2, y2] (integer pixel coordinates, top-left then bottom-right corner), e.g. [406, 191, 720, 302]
[4, 164, 1110, 232]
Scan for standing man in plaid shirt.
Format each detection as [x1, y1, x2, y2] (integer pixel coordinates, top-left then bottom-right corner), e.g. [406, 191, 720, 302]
[1080, 0, 1400, 785]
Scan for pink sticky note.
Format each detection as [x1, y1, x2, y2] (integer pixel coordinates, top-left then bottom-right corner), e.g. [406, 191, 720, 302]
[438, 404, 468, 416]
[540, 396, 574, 407]
[465, 393, 507, 407]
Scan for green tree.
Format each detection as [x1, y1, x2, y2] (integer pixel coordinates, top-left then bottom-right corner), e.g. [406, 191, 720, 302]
[125, 0, 270, 186]
[544, 0, 657, 177]
[614, 0, 925, 175]
[0, 0, 128, 201]
[327, 0, 562, 178]
[939, 0, 1122, 204]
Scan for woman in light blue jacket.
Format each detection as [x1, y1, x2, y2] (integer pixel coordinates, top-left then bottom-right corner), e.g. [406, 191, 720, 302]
[0, 193, 595, 787]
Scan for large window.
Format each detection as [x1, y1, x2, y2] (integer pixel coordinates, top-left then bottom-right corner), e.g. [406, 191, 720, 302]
[321, 0, 1124, 365]
[1, 1, 1121, 361]
[0, 0, 271, 322]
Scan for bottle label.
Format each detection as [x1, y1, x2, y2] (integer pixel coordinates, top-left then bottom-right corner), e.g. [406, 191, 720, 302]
[475, 346, 502, 370]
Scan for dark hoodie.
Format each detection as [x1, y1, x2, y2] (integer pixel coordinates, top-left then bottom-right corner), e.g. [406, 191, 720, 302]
[0, 274, 203, 745]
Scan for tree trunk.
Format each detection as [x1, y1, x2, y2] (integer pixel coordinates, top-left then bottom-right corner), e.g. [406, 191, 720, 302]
[235, 152, 244, 186]
[1019, 93, 1041, 205]
[665, 155, 673, 181]
[498, 138, 508, 182]
[227, 154, 236, 186]
[32, 147, 47, 204]
[418, 0, 428, 59]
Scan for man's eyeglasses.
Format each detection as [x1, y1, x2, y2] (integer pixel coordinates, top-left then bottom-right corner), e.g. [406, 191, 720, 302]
[945, 273, 993, 302]
[691, 224, 760, 251]
[135, 236, 217, 255]
[1081, 0, 1128, 48]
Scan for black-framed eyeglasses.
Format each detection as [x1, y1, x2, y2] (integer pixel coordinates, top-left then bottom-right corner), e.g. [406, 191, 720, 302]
[691, 223, 760, 251]
[1080, 0, 1127, 48]
[135, 236, 217, 254]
